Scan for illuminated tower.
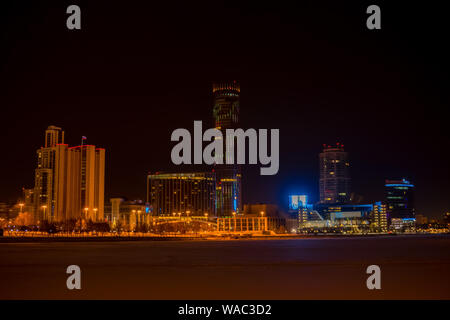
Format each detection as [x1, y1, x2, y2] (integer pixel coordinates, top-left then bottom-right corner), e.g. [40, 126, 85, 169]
[385, 179, 415, 221]
[34, 126, 67, 222]
[66, 145, 105, 222]
[33, 126, 105, 223]
[319, 143, 351, 203]
[213, 81, 242, 217]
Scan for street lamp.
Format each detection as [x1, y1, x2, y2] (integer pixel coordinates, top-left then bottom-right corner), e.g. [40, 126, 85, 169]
[18, 203, 24, 214]
[260, 211, 265, 217]
[84, 207, 89, 219]
[41, 205, 47, 220]
[93, 208, 98, 221]
[232, 211, 236, 218]
[204, 212, 208, 219]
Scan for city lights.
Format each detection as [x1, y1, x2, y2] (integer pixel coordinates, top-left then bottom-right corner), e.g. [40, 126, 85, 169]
[0, 1, 449, 305]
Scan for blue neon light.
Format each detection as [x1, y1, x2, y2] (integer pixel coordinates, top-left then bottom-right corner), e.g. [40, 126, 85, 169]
[385, 184, 414, 188]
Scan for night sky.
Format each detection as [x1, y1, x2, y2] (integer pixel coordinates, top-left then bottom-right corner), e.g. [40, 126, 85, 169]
[1, 1, 448, 218]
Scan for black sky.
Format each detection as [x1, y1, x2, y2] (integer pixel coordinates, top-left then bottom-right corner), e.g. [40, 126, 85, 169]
[1, 1, 449, 218]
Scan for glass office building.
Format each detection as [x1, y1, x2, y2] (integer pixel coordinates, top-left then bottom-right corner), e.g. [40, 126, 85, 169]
[212, 81, 242, 217]
[385, 178, 415, 222]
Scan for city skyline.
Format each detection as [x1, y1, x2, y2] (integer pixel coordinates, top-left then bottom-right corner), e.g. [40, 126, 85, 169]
[1, 119, 424, 221]
[1, 1, 450, 304]
[1, 2, 449, 219]
[0, 104, 444, 220]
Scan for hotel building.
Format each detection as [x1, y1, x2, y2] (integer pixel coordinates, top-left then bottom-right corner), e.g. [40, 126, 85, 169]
[147, 172, 216, 217]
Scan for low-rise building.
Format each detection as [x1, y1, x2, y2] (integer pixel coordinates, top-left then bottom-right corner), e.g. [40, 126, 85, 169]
[104, 198, 149, 231]
[217, 214, 268, 233]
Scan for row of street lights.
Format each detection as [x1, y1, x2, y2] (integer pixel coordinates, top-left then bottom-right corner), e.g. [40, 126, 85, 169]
[232, 211, 265, 217]
[37, 206, 99, 221]
[170, 211, 210, 219]
[84, 207, 99, 220]
[31, 206, 264, 221]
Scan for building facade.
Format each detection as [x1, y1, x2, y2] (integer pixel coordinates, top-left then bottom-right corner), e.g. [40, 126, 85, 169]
[385, 179, 415, 223]
[319, 143, 351, 203]
[370, 202, 388, 232]
[243, 203, 283, 217]
[104, 198, 148, 231]
[147, 172, 216, 217]
[67, 145, 105, 222]
[213, 81, 242, 216]
[217, 215, 268, 233]
[32, 126, 105, 223]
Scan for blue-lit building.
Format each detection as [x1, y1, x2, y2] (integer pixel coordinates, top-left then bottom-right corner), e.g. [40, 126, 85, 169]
[385, 179, 415, 223]
[295, 201, 389, 233]
[289, 195, 310, 211]
[314, 203, 373, 220]
[289, 195, 313, 228]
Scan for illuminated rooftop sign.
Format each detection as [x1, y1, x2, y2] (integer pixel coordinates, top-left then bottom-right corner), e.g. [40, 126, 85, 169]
[289, 195, 308, 210]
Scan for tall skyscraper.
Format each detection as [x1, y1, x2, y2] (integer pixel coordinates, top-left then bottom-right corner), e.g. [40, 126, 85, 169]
[385, 178, 415, 222]
[67, 144, 105, 222]
[33, 126, 67, 222]
[319, 143, 351, 203]
[33, 126, 105, 223]
[212, 81, 242, 217]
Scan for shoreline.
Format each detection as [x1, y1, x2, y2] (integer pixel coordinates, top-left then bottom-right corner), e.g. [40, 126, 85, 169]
[0, 233, 448, 243]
